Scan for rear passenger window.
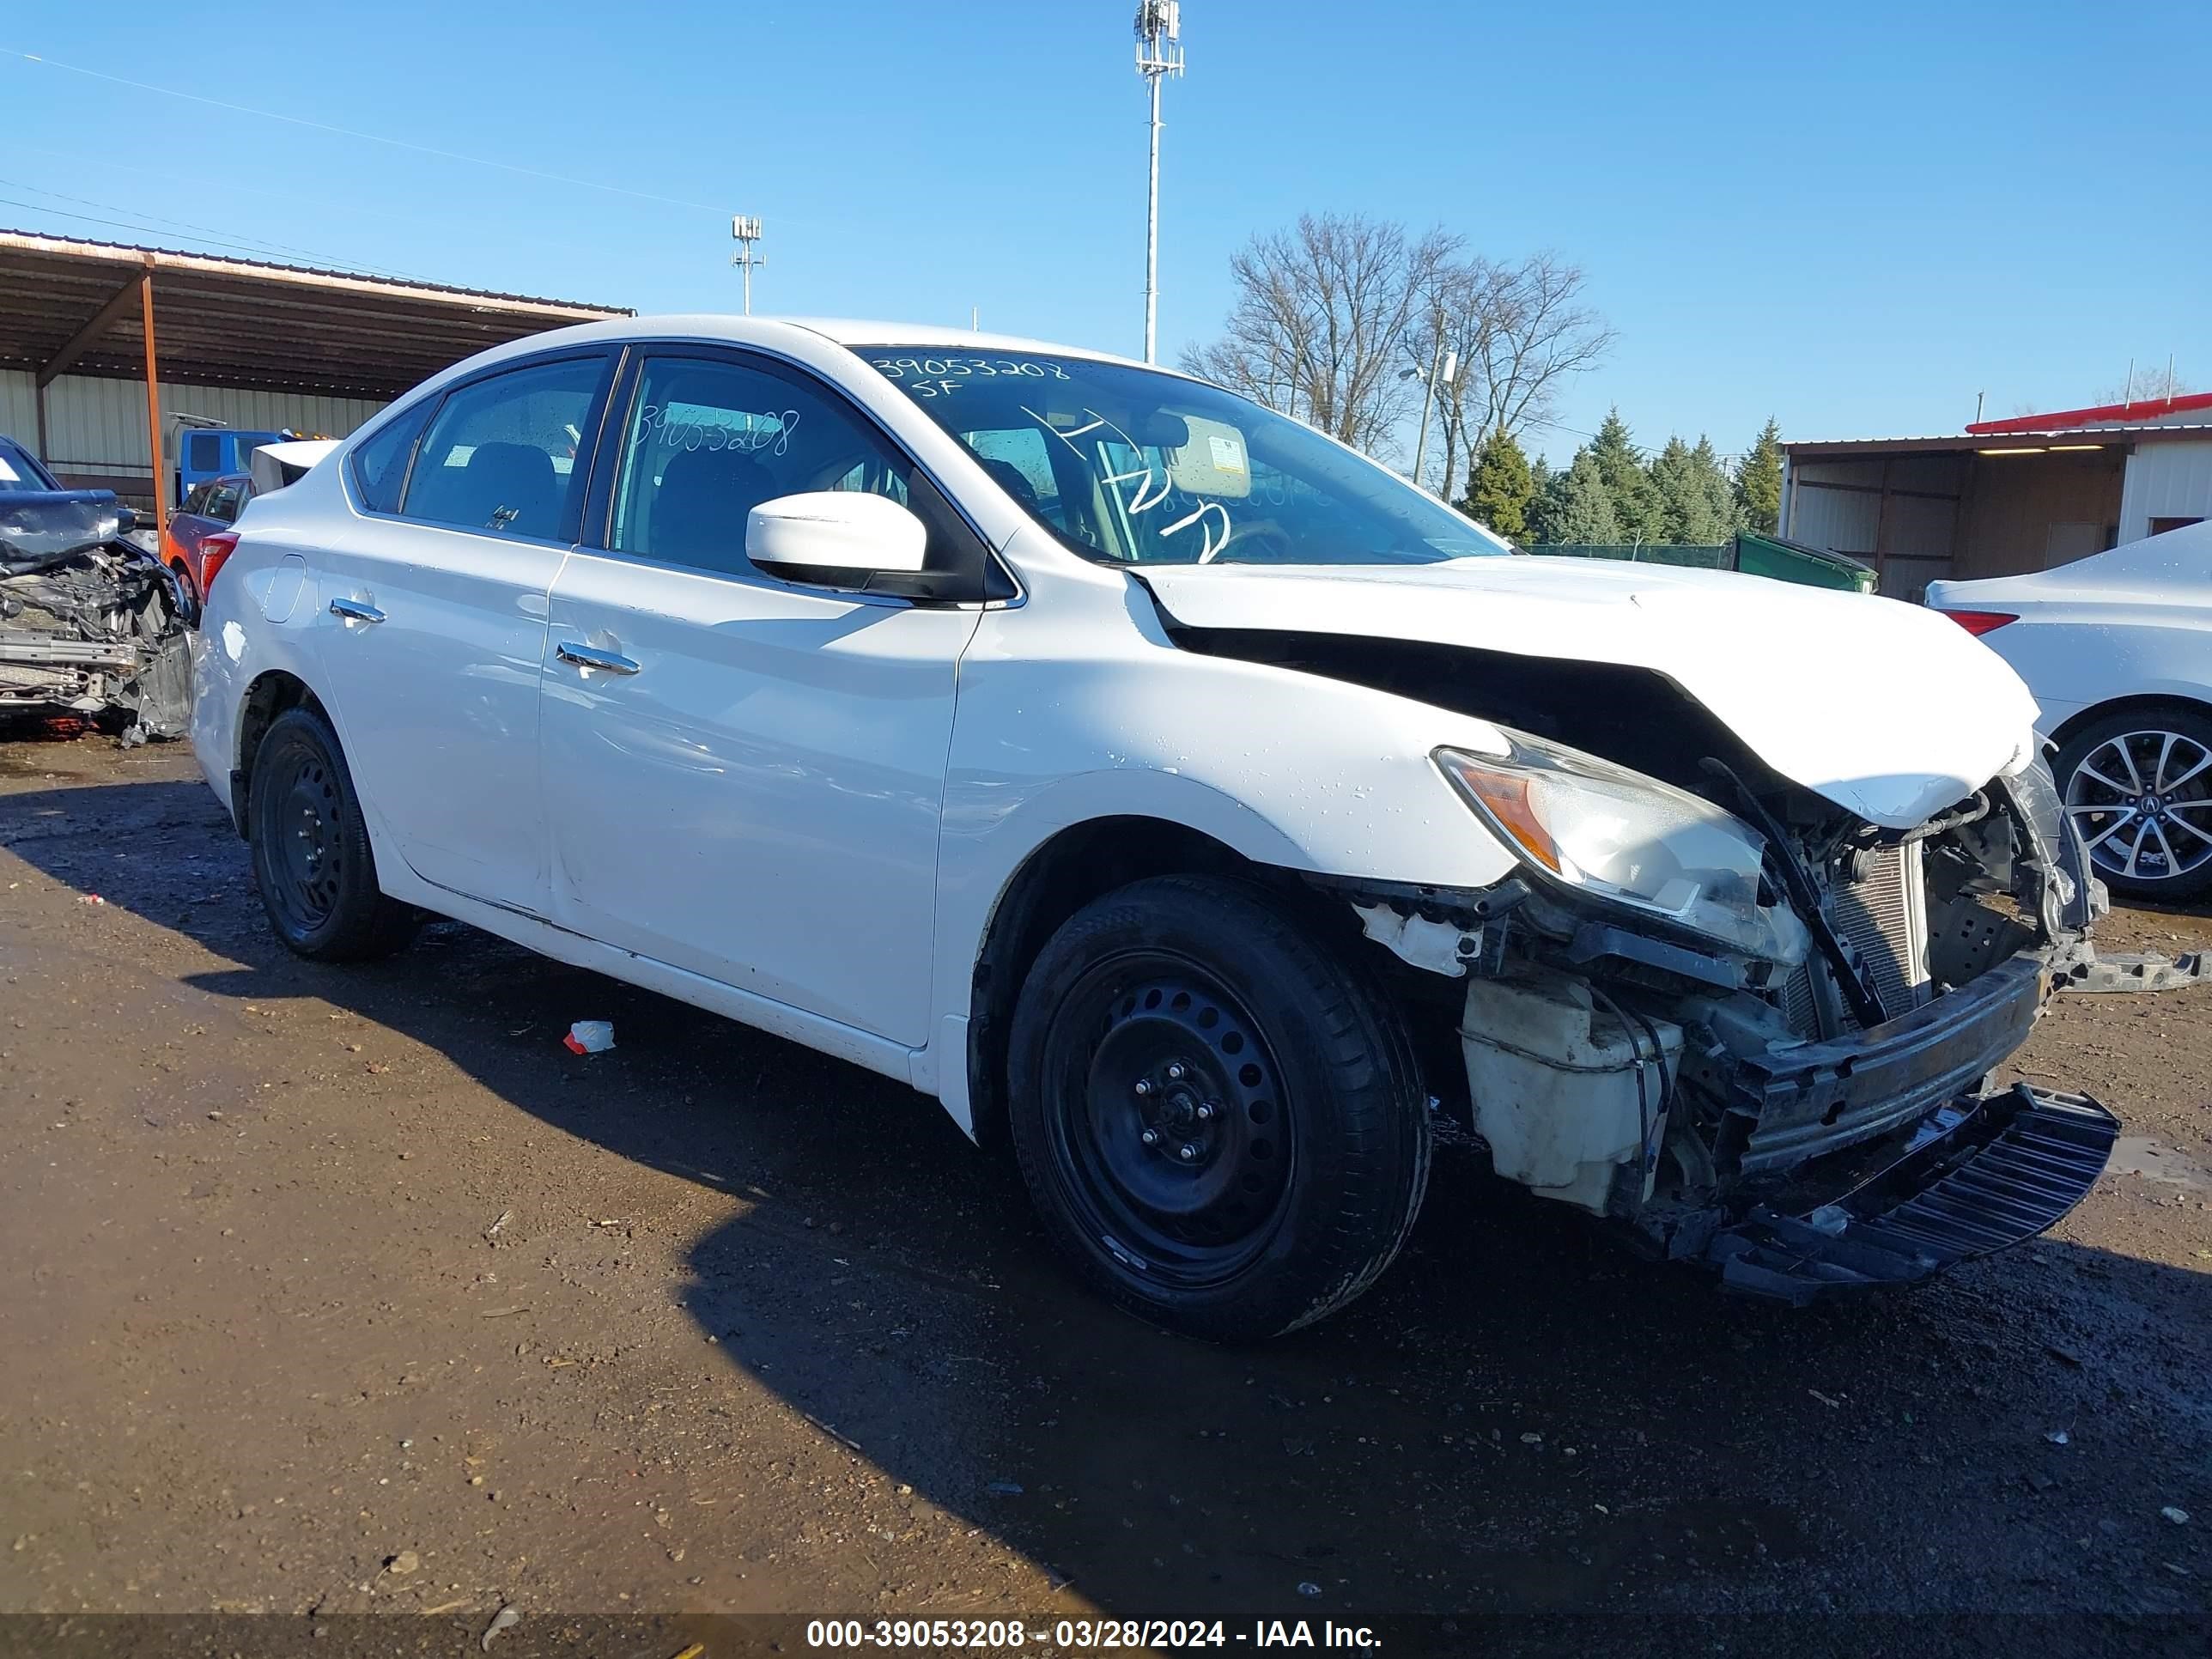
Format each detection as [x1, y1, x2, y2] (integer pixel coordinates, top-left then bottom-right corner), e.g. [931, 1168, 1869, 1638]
[206, 483, 241, 522]
[349, 403, 432, 514]
[403, 357, 604, 541]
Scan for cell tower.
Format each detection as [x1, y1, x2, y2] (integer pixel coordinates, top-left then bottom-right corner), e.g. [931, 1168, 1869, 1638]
[1134, 2, 1184, 364]
[730, 216, 765, 316]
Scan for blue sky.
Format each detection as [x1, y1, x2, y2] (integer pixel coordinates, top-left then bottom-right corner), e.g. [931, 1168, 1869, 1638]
[4, 1, 2208, 463]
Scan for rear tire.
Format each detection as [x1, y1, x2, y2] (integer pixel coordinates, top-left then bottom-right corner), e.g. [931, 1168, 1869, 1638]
[247, 706, 417, 961]
[1007, 874, 1430, 1342]
[2055, 706, 2212, 902]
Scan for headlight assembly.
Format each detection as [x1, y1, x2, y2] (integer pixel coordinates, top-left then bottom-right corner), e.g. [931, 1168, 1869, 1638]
[1435, 734, 1808, 966]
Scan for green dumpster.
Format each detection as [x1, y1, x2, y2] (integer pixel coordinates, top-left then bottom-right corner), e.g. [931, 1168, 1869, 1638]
[1731, 532, 1878, 593]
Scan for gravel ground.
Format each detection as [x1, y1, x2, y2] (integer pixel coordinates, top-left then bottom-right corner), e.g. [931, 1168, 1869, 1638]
[1, 729, 2207, 1654]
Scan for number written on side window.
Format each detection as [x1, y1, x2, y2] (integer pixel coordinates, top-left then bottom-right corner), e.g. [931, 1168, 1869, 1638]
[608, 356, 912, 578]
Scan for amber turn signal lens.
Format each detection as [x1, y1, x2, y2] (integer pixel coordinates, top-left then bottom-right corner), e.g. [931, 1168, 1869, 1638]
[1437, 756, 1563, 872]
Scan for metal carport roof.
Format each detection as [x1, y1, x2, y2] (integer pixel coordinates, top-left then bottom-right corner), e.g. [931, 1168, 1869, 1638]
[1784, 425, 2212, 459]
[0, 228, 628, 400]
[0, 228, 630, 537]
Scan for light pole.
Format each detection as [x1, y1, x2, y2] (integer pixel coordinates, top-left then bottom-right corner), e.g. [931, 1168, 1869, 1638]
[1134, 2, 1184, 364]
[1401, 343, 1457, 494]
[730, 216, 765, 316]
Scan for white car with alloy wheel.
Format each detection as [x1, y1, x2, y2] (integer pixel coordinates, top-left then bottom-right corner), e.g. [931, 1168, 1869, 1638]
[1928, 520, 2212, 902]
[191, 316, 2119, 1338]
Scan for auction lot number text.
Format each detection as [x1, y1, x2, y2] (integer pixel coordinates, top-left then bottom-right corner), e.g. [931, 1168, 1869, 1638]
[808, 1620, 1381, 1650]
[809, 1620, 1228, 1649]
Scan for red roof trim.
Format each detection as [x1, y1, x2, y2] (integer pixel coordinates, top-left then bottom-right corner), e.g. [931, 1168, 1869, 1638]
[1967, 389, 2212, 434]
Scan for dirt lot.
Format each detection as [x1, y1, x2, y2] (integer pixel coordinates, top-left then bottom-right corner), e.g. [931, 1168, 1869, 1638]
[2, 729, 2209, 1653]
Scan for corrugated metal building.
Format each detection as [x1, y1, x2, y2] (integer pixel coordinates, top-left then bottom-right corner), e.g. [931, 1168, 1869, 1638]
[1780, 393, 2212, 600]
[0, 374, 386, 492]
[0, 229, 627, 519]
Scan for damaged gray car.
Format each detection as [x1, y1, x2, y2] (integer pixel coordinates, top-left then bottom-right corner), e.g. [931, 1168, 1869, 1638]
[0, 489, 192, 741]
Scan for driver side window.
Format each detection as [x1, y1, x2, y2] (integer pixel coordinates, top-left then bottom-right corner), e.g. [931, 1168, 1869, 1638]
[610, 356, 910, 578]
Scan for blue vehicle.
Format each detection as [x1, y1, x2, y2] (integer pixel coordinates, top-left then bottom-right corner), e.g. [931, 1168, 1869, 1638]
[0, 433, 64, 493]
[1, 438, 191, 735]
[176, 428, 288, 506]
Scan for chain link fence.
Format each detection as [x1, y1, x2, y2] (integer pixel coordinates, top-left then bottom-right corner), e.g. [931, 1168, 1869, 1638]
[1522, 543, 1734, 568]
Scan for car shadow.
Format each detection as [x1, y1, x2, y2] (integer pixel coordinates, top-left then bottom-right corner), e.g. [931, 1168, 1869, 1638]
[5, 774, 2209, 1626]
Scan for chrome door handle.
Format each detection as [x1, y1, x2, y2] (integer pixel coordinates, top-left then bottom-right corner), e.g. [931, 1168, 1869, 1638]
[556, 641, 641, 676]
[329, 597, 386, 624]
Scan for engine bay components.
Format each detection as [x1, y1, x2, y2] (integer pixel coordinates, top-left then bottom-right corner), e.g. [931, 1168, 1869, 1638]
[0, 492, 191, 739]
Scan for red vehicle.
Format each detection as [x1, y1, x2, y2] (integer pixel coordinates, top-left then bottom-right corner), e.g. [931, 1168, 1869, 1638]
[164, 472, 253, 606]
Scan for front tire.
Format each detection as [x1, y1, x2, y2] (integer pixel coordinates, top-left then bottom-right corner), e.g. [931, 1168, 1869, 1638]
[247, 706, 417, 961]
[1007, 875, 1430, 1341]
[2056, 706, 2212, 902]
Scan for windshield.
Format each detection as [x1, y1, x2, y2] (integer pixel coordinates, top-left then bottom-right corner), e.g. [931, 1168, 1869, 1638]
[865, 349, 1511, 567]
[0, 440, 62, 494]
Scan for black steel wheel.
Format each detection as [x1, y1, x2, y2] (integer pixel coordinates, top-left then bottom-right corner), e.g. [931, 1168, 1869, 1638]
[247, 706, 416, 961]
[1008, 875, 1429, 1341]
[2057, 706, 2212, 902]
[1046, 963, 1297, 1288]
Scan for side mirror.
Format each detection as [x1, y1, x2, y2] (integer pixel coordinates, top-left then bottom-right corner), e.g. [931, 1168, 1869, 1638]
[746, 491, 928, 591]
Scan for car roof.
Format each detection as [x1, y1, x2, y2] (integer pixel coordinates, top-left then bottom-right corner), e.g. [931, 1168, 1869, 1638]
[779, 317, 1154, 368]
[365, 314, 1208, 430]
[470, 313, 1166, 373]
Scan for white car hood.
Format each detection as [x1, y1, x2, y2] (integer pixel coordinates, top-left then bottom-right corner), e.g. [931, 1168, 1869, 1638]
[1139, 557, 2041, 830]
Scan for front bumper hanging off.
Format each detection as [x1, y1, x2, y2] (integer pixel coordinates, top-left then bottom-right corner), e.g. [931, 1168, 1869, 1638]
[2055, 947, 2207, 994]
[1705, 1084, 2118, 1304]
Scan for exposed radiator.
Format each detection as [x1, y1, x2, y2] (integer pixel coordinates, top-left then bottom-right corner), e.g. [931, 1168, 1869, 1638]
[1778, 842, 1932, 1035]
[1837, 842, 1933, 1017]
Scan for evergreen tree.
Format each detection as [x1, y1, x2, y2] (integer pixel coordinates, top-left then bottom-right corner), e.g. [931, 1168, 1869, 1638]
[1462, 427, 1534, 541]
[1691, 436, 1737, 539]
[1530, 447, 1620, 544]
[1735, 417, 1784, 533]
[1588, 408, 1662, 543]
[1527, 456, 1566, 544]
[1651, 435, 1729, 544]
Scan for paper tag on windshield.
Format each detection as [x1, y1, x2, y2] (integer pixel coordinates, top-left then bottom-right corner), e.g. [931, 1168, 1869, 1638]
[0, 456, 19, 483]
[1166, 416, 1252, 499]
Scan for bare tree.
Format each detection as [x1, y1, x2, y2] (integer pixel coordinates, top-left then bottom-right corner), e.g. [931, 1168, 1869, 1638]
[1420, 253, 1615, 501]
[1182, 213, 1459, 453]
[2095, 362, 2197, 405]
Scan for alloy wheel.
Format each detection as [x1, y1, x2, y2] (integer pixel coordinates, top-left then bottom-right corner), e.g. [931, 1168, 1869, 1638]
[2063, 728, 2212, 884]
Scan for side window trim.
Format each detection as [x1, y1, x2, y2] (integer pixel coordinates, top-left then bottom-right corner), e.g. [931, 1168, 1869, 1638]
[577, 344, 642, 556]
[348, 346, 619, 543]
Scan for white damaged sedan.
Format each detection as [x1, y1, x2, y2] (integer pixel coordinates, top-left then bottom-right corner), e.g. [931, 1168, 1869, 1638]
[191, 317, 2118, 1338]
